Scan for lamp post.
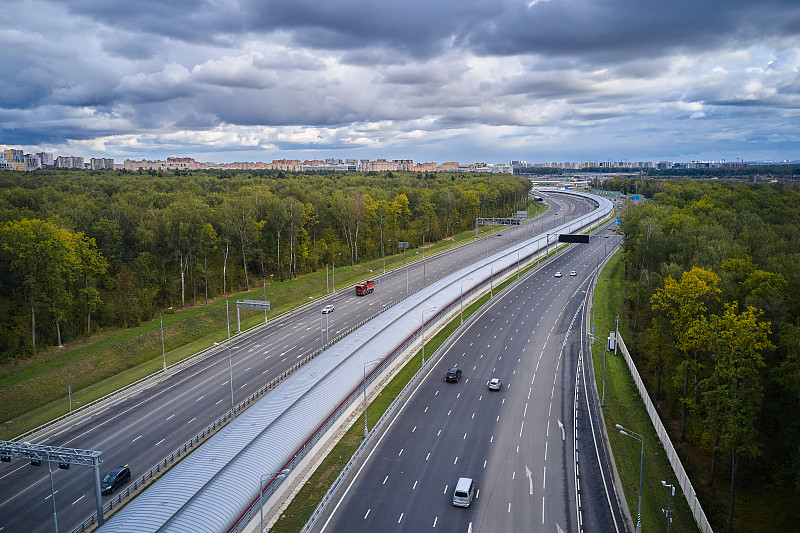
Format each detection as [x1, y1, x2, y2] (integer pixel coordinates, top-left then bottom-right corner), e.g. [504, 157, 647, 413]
[546, 233, 551, 260]
[617, 424, 644, 533]
[47, 461, 59, 533]
[661, 480, 675, 533]
[259, 469, 290, 533]
[490, 263, 494, 298]
[160, 313, 166, 371]
[226, 300, 234, 418]
[460, 278, 473, 324]
[363, 358, 383, 438]
[332, 252, 342, 293]
[421, 307, 438, 367]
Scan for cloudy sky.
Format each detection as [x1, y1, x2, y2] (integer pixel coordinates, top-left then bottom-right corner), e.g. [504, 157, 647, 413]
[2, 0, 799, 164]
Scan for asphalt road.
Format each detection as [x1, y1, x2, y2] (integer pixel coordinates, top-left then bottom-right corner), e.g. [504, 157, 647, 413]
[314, 222, 625, 533]
[0, 192, 593, 533]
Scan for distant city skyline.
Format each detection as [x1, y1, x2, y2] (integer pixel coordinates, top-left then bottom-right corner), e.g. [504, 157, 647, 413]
[1, 0, 798, 164]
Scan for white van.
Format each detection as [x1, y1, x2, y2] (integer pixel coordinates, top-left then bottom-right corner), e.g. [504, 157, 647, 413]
[453, 477, 476, 507]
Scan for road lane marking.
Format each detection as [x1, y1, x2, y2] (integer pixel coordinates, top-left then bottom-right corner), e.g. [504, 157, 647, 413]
[525, 465, 533, 494]
[155, 438, 165, 446]
[364, 509, 370, 519]
[131, 435, 142, 443]
[398, 513, 403, 523]
[188, 417, 196, 424]
[383, 476, 388, 484]
[72, 495, 84, 505]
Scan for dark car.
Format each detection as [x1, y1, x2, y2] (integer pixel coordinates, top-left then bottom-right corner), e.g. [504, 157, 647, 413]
[445, 368, 462, 382]
[101, 466, 131, 494]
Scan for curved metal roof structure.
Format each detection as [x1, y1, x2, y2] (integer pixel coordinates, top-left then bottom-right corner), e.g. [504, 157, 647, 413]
[99, 191, 611, 532]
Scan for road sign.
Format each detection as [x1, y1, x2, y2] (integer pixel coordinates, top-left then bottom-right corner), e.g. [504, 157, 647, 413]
[558, 234, 590, 243]
[398, 241, 409, 249]
[240, 300, 271, 310]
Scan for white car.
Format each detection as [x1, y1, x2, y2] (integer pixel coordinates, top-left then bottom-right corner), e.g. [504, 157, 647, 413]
[488, 378, 502, 391]
[570, 270, 577, 276]
[321, 304, 335, 314]
[554, 271, 562, 277]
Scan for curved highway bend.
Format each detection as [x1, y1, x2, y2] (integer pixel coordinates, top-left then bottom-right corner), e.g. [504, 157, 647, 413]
[0, 192, 591, 533]
[314, 222, 625, 533]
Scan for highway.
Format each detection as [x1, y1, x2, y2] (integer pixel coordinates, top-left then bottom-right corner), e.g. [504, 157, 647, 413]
[313, 222, 625, 533]
[0, 192, 593, 533]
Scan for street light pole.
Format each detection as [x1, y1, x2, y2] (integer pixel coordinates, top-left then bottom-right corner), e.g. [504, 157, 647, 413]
[421, 307, 437, 367]
[490, 264, 494, 298]
[259, 470, 289, 532]
[363, 358, 382, 438]
[226, 300, 234, 418]
[617, 424, 644, 533]
[332, 253, 341, 293]
[160, 313, 166, 371]
[47, 461, 59, 533]
[661, 480, 675, 533]
[460, 278, 472, 324]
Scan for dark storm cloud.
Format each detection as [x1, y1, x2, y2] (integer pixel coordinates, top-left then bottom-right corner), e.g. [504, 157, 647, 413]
[2, 0, 798, 161]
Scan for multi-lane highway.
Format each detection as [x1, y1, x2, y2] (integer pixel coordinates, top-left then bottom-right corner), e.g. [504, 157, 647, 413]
[0, 192, 593, 533]
[313, 221, 625, 533]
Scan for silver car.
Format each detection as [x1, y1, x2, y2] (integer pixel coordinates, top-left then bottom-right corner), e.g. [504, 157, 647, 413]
[488, 377, 502, 390]
[321, 304, 334, 314]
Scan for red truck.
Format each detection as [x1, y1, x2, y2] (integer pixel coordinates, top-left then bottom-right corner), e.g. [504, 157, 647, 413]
[355, 280, 375, 296]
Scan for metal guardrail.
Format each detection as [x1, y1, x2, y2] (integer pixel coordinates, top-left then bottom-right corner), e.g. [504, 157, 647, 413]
[299, 210, 613, 533]
[16, 213, 489, 444]
[17, 191, 574, 444]
[67, 297, 413, 533]
[616, 334, 713, 533]
[65, 193, 605, 531]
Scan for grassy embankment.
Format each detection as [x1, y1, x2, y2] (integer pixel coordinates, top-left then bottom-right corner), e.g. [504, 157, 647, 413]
[591, 251, 698, 532]
[0, 203, 546, 440]
[592, 251, 798, 532]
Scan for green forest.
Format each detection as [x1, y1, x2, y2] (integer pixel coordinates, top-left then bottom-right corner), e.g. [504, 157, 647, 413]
[612, 178, 800, 531]
[0, 169, 531, 359]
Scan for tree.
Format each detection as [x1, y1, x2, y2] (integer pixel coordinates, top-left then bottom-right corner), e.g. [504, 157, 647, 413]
[166, 195, 208, 308]
[73, 231, 108, 333]
[1, 219, 83, 350]
[651, 266, 721, 439]
[702, 303, 773, 532]
[198, 223, 217, 305]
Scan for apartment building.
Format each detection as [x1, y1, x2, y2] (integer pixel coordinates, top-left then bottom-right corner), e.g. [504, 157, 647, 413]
[36, 152, 55, 167]
[55, 156, 84, 169]
[90, 158, 115, 170]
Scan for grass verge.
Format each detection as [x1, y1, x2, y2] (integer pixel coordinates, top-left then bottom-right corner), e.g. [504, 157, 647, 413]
[590, 250, 699, 532]
[0, 213, 547, 440]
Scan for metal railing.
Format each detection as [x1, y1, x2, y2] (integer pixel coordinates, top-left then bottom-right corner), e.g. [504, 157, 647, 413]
[66, 193, 607, 532]
[616, 332, 713, 533]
